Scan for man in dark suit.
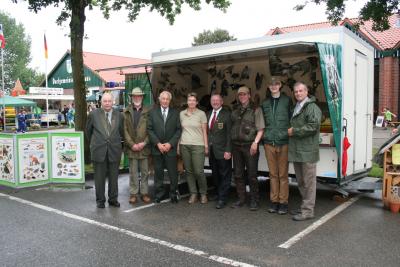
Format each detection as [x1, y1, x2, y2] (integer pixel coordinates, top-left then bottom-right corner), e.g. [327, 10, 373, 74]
[208, 94, 232, 209]
[86, 92, 124, 208]
[147, 91, 181, 203]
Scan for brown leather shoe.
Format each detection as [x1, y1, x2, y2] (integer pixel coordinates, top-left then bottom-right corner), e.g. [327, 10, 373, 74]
[129, 195, 137, 204]
[188, 194, 198, 204]
[200, 194, 208, 204]
[141, 194, 151, 204]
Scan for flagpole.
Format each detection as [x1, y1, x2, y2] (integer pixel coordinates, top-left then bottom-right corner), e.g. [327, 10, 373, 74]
[1, 47, 5, 131]
[45, 33, 49, 129]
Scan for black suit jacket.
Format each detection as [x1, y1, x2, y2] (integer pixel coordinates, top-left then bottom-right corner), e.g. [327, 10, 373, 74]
[85, 108, 124, 162]
[207, 108, 232, 160]
[147, 106, 181, 156]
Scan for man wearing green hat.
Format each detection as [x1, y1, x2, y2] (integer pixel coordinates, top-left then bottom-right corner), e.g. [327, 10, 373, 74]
[123, 87, 151, 204]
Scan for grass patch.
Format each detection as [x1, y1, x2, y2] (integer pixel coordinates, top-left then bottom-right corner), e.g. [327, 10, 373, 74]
[369, 147, 383, 178]
[368, 162, 383, 178]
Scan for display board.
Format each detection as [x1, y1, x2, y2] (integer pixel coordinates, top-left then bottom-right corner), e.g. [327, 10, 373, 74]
[16, 133, 50, 187]
[0, 134, 16, 187]
[50, 132, 84, 183]
[0, 131, 85, 188]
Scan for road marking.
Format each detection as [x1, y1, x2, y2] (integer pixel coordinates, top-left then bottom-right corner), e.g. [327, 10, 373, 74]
[278, 195, 361, 249]
[0, 192, 256, 267]
[123, 193, 190, 213]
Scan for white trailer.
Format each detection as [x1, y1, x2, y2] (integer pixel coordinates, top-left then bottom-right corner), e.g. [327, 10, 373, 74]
[150, 26, 374, 189]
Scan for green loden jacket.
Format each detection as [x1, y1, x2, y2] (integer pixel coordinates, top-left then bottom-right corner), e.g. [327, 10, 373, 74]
[123, 105, 150, 159]
[288, 96, 322, 163]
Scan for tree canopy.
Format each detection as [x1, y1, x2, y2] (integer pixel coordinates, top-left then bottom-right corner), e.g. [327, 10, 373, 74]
[0, 11, 44, 92]
[192, 28, 236, 46]
[10, 0, 230, 162]
[295, 0, 399, 31]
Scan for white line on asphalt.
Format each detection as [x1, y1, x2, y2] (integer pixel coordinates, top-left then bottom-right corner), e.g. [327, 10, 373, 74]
[123, 193, 190, 213]
[0, 192, 256, 267]
[278, 195, 361, 249]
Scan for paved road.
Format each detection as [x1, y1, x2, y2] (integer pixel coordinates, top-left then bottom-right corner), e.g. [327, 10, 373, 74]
[0, 128, 396, 266]
[1, 174, 399, 267]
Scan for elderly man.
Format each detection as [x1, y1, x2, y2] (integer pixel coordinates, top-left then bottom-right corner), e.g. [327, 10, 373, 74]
[124, 87, 151, 205]
[208, 93, 232, 209]
[86, 92, 124, 208]
[147, 91, 182, 203]
[288, 82, 322, 221]
[262, 77, 293, 215]
[231, 86, 265, 211]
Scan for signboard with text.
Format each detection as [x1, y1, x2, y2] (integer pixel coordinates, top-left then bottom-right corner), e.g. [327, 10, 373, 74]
[29, 87, 64, 95]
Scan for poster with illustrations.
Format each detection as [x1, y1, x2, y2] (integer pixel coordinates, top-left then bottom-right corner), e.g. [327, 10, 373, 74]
[0, 135, 16, 185]
[50, 132, 84, 182]
[17, 135, 49, 185]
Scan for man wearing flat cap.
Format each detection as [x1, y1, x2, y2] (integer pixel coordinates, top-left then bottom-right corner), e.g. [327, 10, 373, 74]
[262, 77, 293, 215]
[230, 86, 265, 211]
[123, 87, 151, 205]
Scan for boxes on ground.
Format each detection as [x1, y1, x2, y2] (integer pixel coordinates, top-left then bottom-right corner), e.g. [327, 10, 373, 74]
[319, 133, 334, 147]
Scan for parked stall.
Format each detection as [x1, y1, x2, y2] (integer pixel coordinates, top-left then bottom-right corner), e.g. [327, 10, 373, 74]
[150, 26, 374, 187]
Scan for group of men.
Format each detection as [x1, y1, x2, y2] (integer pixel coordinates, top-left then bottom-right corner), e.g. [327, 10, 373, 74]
[85, 77, 322, 221]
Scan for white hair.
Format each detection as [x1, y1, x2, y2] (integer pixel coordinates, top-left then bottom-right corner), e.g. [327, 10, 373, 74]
[159, 91, 172, 100]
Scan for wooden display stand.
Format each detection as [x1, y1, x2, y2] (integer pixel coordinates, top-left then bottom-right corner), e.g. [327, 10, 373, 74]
[382, 146, 400, 213]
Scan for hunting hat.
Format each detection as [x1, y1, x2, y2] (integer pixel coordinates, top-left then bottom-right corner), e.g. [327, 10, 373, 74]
[237, 86, 250, 95]
[269, 76, 282, 85]
[129, 87, 145, 96]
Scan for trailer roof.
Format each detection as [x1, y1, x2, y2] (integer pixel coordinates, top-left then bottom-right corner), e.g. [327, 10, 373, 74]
[152, 26, 374, 66]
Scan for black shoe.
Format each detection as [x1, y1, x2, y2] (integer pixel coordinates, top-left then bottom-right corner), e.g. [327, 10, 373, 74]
[289, 209, 302, 215]
[97, 202, 105, 209]
[268, 202, 279, 213]
[249, 200, 259, 211]
[170, 196, 178, 203]
[278, 203, 288, 215]
[108, 201, 120, 207]
[215, 200, 226, 209]
[231, 200, 245, 209]
[154, 198, 161, 203]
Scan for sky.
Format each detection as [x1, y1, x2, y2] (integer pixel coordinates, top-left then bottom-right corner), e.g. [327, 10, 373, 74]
[0, 0, 368, 73]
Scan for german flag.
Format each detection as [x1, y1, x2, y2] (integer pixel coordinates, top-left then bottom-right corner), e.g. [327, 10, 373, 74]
[44, 34, 48, 59]
[0, 24, 6, 49]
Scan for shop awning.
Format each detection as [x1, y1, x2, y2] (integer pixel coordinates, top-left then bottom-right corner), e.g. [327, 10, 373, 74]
[0, 95, 37, 107]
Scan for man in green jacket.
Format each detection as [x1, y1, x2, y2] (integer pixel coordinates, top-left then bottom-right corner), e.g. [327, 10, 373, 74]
[124, 87, 151, 205]
[288, 82, 322, 221]
[231, 86, 265, 211]
[262, 77, 293, 215]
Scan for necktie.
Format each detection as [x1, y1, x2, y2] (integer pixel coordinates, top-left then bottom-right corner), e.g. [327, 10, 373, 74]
[210, 111, 217, 129]
[106, 112, 111, 133]
[162, 108, 167, 124]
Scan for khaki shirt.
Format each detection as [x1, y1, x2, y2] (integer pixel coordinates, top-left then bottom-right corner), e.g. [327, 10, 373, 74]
[254, 107, 265, 130]
[180, 108, 207, 146]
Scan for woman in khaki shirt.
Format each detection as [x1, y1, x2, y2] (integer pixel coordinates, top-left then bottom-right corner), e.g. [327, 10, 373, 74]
[180, 92, 209, 204]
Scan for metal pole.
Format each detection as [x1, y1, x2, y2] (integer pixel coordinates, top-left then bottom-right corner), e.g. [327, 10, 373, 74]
[1, 48, 5, 131]
[45, 49, 49, 128]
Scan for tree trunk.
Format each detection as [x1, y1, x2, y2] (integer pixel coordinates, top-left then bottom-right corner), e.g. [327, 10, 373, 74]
[70, 0, 90, 163]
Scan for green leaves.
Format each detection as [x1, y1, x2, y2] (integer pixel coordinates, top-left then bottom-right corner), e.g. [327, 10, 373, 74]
[0, 11, 44, 92]
[296, 0, 399, 31]
[192, 28, 236, 46]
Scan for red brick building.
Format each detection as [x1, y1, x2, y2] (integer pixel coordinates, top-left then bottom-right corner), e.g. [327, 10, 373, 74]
[267, 14, 400, 119]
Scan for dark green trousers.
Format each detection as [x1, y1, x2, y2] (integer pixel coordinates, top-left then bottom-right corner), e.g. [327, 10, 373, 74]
[153, 154, 178, 199]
